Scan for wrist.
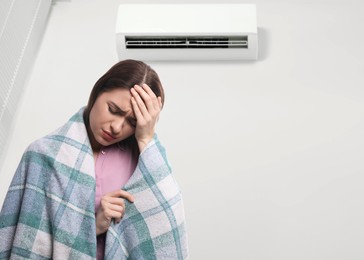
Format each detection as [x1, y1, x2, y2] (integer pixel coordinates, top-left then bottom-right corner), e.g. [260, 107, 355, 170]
[137, 138, 151, 153]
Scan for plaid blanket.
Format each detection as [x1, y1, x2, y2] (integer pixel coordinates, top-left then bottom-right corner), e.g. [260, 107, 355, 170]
[0, 108, 188, 259]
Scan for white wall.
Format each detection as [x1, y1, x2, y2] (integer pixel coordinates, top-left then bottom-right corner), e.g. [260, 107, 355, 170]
[1, 0, 364, 259]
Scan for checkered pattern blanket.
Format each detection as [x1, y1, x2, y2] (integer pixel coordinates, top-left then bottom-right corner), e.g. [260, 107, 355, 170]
[0, 108, 188, 259]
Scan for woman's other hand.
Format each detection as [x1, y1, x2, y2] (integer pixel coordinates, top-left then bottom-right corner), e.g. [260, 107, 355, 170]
[130, 84, 162, 152]
[95, 189, 134, 236]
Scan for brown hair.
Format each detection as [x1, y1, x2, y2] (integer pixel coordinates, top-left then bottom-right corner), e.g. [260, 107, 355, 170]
[83, 59, 164, 156]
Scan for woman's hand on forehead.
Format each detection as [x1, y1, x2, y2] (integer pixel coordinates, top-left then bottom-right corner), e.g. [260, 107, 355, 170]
[130, 84, 162, 152]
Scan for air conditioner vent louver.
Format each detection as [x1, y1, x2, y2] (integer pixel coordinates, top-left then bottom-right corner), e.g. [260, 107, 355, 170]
[125, 36, 248, 49]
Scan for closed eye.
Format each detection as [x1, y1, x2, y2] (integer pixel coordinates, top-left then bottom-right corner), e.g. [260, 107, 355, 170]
[108, 105, 119, 115]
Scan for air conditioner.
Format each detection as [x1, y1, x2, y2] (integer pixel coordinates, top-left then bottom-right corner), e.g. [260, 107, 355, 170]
[115, 4, 258, 61]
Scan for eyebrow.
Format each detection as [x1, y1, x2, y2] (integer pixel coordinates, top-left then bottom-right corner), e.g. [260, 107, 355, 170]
[109, 101, 136, 120]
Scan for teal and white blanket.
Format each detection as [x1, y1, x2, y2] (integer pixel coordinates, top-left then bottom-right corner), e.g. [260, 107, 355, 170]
[0, 108, 188, 259]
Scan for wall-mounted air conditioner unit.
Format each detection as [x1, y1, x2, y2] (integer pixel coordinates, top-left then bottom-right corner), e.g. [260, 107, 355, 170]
[115, 4, 258, 61]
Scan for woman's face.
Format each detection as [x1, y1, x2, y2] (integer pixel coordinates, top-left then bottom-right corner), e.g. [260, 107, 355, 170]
[89, 88, 137, 150]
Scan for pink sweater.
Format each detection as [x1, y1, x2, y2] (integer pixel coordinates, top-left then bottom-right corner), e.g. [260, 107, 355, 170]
[94, 144, 137, 260]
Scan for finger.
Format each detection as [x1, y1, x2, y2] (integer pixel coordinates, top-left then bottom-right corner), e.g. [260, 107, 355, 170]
[104, 197, 125, 206]
[106, 189, 135, 203]
[141, 84, 157, 98]
[134, 85, 159, 113]
[106, 205, 126, 224]
[142, 84, 161, 111]
[131, 96, 144, 122]
[156, 98, 162, 123]
[158, 96, 162, 109]
[106, 189, 123, 197]
[109, 205, 125, 224]
[118, 190, 135, 203]
[108, 204, 124, 214]
[106, 209, 123, 222]
[131, 87, 149, 117]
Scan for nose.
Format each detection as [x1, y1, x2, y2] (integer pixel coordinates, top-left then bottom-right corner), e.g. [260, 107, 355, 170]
[110, 117, 125, 135]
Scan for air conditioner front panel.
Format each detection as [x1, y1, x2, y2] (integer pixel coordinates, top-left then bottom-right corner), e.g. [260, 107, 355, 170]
[116, 4, 258, 61]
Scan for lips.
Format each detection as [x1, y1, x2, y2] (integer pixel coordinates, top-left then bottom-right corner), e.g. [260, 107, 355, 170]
[101, 130, 116, 142]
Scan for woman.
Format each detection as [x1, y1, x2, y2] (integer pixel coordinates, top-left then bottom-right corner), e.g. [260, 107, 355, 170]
[0, 60, 188, 259]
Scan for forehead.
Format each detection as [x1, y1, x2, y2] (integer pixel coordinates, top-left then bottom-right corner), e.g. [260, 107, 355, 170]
[98, 88, 132, 110]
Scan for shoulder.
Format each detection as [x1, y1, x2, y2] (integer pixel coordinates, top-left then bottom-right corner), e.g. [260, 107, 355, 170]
[25, 135, 52, 155]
